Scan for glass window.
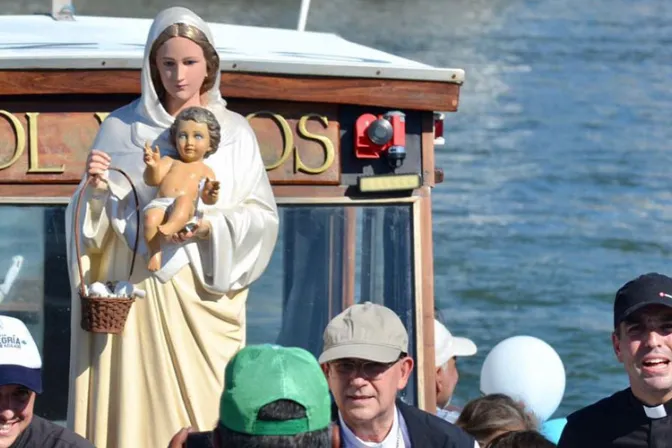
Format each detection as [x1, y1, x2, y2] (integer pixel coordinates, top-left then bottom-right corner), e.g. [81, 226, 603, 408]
[247, 204, 417, 404]
[0, 201, 417, 423]
[0, 206, 71, 422]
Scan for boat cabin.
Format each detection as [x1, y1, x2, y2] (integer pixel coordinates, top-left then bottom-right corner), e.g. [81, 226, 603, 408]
[0, 12, 464, 424]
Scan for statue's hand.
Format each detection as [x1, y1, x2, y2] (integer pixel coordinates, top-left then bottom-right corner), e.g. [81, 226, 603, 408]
[86, 149, 111, 190]
[202, 178, 220, 203]
[143, 141, 161, 167]
[169, 219, 211, 244]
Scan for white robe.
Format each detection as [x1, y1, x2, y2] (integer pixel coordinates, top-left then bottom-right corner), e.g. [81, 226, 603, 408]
[64, 7, 279, 448]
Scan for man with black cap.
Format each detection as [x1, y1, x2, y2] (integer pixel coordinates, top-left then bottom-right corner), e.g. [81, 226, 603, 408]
[0, 316, 93, 448]
[319, 301, 478, 447]
[559, 272, 672, 447]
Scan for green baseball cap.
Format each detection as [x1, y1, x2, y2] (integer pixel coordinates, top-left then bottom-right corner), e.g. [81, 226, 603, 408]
[219, 344, 331, 436]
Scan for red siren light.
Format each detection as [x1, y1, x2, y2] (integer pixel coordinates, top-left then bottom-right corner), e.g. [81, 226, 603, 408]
[354, 111, 406, 168]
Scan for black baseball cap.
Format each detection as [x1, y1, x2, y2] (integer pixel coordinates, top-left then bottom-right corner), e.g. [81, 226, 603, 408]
[613, 272, 672, 328]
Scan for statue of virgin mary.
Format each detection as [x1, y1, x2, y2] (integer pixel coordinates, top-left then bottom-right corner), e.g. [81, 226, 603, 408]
[64, 7, 279, 447]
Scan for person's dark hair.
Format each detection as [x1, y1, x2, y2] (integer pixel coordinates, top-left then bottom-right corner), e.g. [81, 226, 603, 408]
[487, 430, 556, 447]
[456, 394, 537, 447]
[169, 106, 221, 158]
[217, 399, 330, 447]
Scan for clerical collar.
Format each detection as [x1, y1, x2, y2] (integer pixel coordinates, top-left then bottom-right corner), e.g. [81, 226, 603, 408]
[629, 389, 672, 420]
[643, 404, 667, 419]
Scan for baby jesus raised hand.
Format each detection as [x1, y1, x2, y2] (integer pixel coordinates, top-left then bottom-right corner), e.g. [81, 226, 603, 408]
[142, 106, 221, 272]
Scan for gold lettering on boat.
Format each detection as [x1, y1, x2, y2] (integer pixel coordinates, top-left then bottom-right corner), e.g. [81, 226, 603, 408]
[26, 113, 65, 173]
[245, 111, 336, 174]
[94, 112, 110, 124]
[0, 109, 340, 184]
[295, 113, 335, 175]
[0, 110, 25, 171]
[246, 111, 294, 171]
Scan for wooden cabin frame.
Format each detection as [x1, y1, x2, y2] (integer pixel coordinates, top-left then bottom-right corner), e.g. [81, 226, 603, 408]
[0, 13, 463, 419]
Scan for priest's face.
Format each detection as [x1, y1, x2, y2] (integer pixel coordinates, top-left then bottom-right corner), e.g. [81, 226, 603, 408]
[155, 37, 208, 105]
[613, 305, 672, 404]
[0, 385, 35, 448]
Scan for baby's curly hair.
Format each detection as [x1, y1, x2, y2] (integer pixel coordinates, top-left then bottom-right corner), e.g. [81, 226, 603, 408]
[169, 106, 221, 158]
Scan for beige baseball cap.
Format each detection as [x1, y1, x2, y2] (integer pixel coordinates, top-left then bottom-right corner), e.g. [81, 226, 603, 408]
[318, 302, 408, 364]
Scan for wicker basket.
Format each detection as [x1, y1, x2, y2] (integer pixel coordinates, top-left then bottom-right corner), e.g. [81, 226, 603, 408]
[74, 168, 140, 334]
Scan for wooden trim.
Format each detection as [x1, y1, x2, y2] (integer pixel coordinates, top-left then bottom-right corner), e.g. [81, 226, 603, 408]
[412, 191, 438, 411]
[412, 199, 426, 410]
[421, 112, 436, 188]
[273, 185, 348, 198]
[272, 186, 427, 201]
[274, 194, 420, 204]
[341, 207, 357, 310]
[0, 185, 77, 200]
[0, 197, 70, 205]
[328, 213, 336, 317]
[0, 188, 423, 204]
[418, 188, 437, 412]
[0, 70, 461, 112]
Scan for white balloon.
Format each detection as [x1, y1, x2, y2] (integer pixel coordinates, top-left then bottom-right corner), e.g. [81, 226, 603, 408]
[480, 335, 566, 422]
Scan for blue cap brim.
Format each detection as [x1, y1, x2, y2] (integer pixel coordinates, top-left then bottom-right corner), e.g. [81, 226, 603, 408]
[0, 365, 42, 394]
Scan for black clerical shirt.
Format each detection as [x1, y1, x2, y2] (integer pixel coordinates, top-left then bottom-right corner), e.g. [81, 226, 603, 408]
[558, 388, 672, 448]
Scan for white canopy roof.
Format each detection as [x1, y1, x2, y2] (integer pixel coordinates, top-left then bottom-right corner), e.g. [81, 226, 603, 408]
[0, 14, 464, 83]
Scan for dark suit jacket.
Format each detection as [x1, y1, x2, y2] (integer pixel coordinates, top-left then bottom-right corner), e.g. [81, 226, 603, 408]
[332, 399, 476, 447]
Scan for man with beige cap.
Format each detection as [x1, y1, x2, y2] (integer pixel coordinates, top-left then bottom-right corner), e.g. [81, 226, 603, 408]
[434, 318, 478, 423]
[319, 301, 478, 447]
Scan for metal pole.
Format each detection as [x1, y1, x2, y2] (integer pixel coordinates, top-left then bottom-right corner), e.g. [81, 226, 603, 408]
[296, 0, 311, 31]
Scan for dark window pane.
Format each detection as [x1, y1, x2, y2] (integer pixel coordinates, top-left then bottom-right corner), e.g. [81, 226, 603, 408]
[0, 206, 70, 422]
[248, 204, 417, 404]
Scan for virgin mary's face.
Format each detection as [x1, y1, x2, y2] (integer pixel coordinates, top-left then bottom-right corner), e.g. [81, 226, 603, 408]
[155, 36, 208, 104]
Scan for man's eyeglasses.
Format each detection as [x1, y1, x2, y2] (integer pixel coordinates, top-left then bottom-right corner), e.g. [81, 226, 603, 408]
[331, 353, 406, 379]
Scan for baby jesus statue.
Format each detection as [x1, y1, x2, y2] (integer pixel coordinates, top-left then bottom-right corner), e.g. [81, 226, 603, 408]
[143, 106, 221, 272]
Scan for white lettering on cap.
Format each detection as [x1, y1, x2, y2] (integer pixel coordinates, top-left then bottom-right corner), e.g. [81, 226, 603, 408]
[0, 316, 41, 369]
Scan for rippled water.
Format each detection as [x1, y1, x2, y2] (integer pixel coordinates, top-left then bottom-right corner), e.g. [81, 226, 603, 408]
[6, 0, 672, 418]
[428, 0, 672, 416]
